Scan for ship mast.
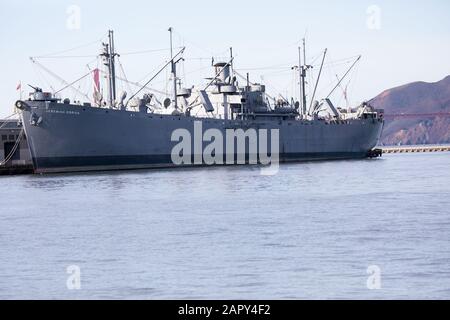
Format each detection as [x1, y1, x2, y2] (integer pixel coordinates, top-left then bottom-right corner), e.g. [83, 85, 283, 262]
[230, 47, 234, 79]
[100, 30, 118, 108]
[299, 38, 308, 116]
[168, 27, 178, 110]
[109, 30, 117, 105]
[297, 46, 303, 114]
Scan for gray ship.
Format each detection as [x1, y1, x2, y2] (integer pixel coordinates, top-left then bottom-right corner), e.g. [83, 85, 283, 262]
[16, 30, 384, 174]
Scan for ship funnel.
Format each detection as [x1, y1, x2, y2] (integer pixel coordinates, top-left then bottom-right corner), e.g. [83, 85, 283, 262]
[214, 62, 230, 84]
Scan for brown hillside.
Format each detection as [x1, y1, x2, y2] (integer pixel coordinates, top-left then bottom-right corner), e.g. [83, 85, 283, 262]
[370, 76, 450, 145]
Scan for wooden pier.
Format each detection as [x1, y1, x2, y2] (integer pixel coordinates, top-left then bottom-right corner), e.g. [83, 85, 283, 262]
[381, 145, 450, 154]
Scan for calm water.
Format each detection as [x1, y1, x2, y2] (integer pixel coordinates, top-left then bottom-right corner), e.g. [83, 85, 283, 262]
[1, 153, 449, 300]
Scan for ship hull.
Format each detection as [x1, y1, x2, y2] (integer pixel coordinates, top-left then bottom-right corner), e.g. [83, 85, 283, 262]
[21, 102, 384, 174]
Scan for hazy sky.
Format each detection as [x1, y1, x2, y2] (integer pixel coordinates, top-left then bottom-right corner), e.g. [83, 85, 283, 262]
[1, 0, 449, 117]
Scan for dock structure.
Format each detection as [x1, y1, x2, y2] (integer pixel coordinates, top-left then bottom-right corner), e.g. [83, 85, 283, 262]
[381, 145, 450, 154]
[0, 119, 34, 175]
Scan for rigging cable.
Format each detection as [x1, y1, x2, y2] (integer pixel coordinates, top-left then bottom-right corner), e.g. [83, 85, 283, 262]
[325, 55, 361, 100]
[31, 61, 55, 93]
[30, 57, 90, 100]
[117, 57, 133, 98]
[125, 47, 186, 106]
[97, 69, 168, 96]
[33, 34, 107, 59]
[120, 47, 181, 56]
[54, 70, 94, 95]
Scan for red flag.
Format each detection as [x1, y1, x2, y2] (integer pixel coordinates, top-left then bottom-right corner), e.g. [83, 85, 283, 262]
[16, 82, 21, 91]
[93, 69, 100, 93]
